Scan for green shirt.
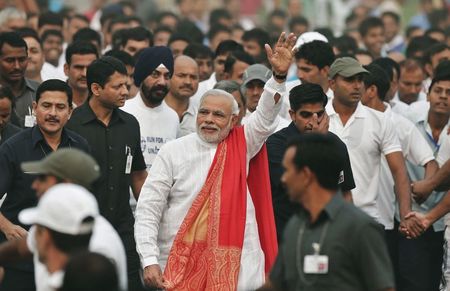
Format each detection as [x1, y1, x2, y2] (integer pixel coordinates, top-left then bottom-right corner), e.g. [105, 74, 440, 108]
[270, 194, 394, 291]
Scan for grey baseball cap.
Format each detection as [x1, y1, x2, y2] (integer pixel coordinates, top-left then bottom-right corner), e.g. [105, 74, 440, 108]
[328, 57, 369, 79]
[21, 148, 100, 189]
[242, 64, 272, 87]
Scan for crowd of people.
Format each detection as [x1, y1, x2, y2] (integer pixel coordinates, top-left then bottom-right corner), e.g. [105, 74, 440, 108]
[0, 0, 449, 290]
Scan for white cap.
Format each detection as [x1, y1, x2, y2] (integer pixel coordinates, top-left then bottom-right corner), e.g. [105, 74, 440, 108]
[294, 32, 328, 49]
[19, 184, 98, 235]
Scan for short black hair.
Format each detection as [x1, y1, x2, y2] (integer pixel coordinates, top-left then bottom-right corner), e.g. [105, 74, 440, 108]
[381, 11, 401, 25]
[429, 60, 450, 93]
[423, 43, 450, 65]
[289, 16, 309, 32]
[289, 83, 328, 112]
[224, 50, 254, 74]
[175, 20, 204, 44]
[287, 133, 345, 191]
[0, 86, 15, 107]
[120, 26, 153, 47]
[372, 57, 400, 81]
[331, 35, 357, 54]
[405, 25, 422, 39]
[107, 15, 130, 33]
[363, 63, 390, 101]
[406, 35, 438, 59]
[35, 79, 73, 107]
[65, 41, 99, 65]
[38, 12, 63, 29]
[15, 27, 40, 45]
[358, 16, 384, 37]
[242, 28, 270, 50]
[209, 8, 232, 28]
[314, 27, 334, 42]
[183, 43, 214, 60]
[40, 29, 63, 44]
[207, 24, 231, 41]
[69, 14, 89, 25]
[0, 31, 27, 55]
[104, 50, 135, 67]
[168, 33, 191, 46]
[154, 25, 172, 35]
[215, 39, 243, 58]
[87, 56, 127, 95]
[61, 252, 119, 291]
[45, 216, 93, 254]
[295, 40, 335, 69]
[72, 28, 102, 48]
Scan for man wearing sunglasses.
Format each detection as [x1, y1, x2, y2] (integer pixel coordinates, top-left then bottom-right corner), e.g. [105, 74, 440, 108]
[267, 82, 355, 242]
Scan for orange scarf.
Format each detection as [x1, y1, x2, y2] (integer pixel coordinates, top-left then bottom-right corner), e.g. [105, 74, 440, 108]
[163, 126, 278, 290]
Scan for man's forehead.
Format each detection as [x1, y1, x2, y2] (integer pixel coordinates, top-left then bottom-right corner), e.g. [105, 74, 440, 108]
[1, 44, 27, 55]
[200, 95, 232, 109]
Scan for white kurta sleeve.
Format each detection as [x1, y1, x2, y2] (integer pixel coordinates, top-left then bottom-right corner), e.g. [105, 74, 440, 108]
[134, 145, 173, 268]
[244, 77, 285, 159]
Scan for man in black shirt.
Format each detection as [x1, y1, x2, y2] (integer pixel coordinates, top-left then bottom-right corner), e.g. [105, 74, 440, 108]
[0, 79, 89, 291]
[267, 83, 355, 242]
[67, 56, 147, 291]
[0, 86, 20, 145]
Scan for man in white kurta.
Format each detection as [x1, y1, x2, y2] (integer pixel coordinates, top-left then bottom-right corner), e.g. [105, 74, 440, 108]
[135, 32, 297, 291]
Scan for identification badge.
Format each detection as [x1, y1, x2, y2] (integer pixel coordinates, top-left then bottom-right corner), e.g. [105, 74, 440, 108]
[303, 255, 329, 274]
[24, 115, 36, 127]
[125, 146, 133, 174]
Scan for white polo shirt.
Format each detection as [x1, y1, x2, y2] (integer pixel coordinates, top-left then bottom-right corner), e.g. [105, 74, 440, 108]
[377, 104, 434, 229]
[28, 215, 128, 291]
[326, 101, 402, 221]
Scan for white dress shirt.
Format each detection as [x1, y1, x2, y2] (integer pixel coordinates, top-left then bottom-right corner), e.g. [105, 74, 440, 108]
[377, 104, 434, 229]
[135, 77, 284, 290]
[326, 101, 401, 221]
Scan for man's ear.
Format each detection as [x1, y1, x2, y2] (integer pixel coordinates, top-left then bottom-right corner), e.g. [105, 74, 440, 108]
[289, 109, 296, 122]
[90, 83, 101, 97]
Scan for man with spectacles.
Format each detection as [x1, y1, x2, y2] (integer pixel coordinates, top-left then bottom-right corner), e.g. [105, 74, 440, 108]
[267, 82, 355, 242]
[0, 79, 89, 291]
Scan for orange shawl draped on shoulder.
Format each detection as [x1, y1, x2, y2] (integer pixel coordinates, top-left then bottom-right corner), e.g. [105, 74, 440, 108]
[163, 126, 278, 290]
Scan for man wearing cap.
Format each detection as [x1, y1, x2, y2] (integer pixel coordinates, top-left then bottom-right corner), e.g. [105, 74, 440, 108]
[135, 32, 296, 290]
[66, 56, 148, 291]
[0, 149, 128, 291]
[164, 55, 200, 137]
[241, 63, 290, 130]
[326, 57, 413, 231]
[0, 79, 89, 291]
[18, 184, 97, 290]
[122, 47, 179, 170]
[267, 83, 355, 242]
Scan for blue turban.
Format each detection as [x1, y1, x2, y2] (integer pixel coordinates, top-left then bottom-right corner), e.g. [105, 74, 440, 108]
[133, 46, 174, 87]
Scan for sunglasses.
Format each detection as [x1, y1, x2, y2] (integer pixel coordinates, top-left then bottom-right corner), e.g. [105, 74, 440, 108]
[298, 110, 326, 119]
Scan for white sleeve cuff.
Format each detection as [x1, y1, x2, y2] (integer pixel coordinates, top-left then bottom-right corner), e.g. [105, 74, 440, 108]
[142, 256, 159, 268]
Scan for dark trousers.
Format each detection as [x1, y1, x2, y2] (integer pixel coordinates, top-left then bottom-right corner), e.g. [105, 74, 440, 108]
[120, 231, 153, 291]
[0, 268, 35, 291]
[385, 228, 399, 288]
[397, 224, 444, 291]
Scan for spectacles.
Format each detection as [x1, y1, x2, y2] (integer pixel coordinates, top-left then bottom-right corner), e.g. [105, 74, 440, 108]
[298, 110, 325, 119]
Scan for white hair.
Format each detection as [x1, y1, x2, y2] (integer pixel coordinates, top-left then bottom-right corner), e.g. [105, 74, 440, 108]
[0, 7, 26, 28]
[199, 89, 239, 115]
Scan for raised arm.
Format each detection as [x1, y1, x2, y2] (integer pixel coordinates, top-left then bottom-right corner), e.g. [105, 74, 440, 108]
[244, 32, 297, 159]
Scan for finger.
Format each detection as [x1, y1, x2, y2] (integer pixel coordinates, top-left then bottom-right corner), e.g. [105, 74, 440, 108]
[276, 32, 286, 47]
[265, 44, 273, 60]
[286, 33, 297, 49]
[404, 212, 416, 219]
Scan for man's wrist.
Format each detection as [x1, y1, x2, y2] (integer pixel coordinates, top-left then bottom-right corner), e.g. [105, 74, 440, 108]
[273, 71, 287, 81]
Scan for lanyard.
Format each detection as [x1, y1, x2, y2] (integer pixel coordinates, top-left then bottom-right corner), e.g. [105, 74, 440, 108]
[296, 220, 330, 285]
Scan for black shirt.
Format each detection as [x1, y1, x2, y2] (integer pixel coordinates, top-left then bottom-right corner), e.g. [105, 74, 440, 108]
[266, 122, 355, 242]
[0, 122, 21, 145]
[270, 195, 394, 291]
[66, 102, 146, 234]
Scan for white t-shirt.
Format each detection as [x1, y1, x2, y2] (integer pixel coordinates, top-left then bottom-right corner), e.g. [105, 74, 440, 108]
[326, 101, 402, 221]
[122, 94, 180, 170]
[41, 62, 66, 81]
[28, 216, 128, 291]
[377, 104, 434, 229]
